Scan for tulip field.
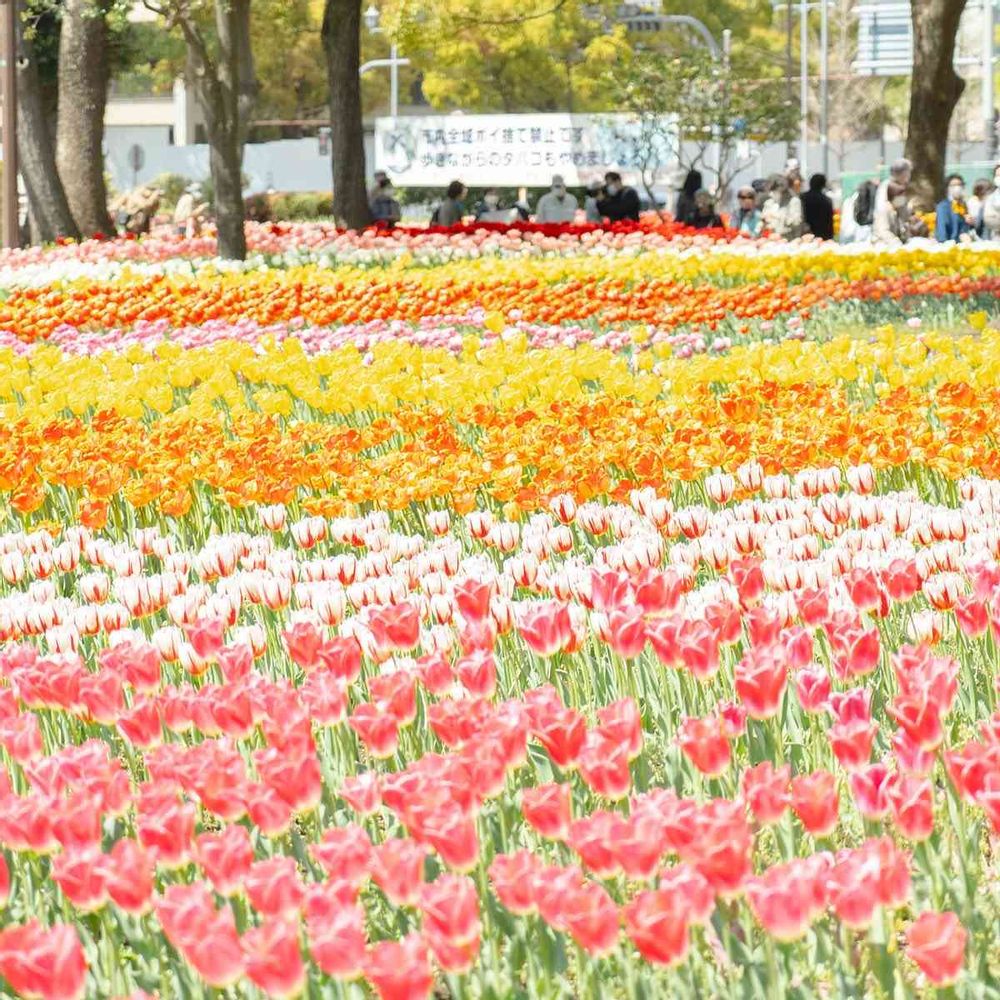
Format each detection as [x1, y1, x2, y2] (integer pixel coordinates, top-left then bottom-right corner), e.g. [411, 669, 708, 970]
[1, 222, 1000, 999]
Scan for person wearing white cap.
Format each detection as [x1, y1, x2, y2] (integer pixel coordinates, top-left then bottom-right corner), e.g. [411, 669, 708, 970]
[534, 174, 579, 224]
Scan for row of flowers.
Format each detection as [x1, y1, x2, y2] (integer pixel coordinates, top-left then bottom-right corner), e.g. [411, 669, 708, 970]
[0, 258, 1000, 344]
[0, 217, 864, 280]
[0, 467, 997, 997]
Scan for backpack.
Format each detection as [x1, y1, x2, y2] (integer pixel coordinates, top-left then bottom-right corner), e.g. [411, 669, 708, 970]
[853, 181, 877, 227]
[982, 188, 1000, 232]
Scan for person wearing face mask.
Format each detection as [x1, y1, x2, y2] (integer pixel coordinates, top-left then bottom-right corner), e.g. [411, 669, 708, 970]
[584, 180, 604, 223]
[980, 166, 1000, 239]
[369, 177, 401, 229]
[534, 174, 579, 224]
[596, 171, 640, 222]
[473, 188, 505, 221]
[935, 174, 975, 242]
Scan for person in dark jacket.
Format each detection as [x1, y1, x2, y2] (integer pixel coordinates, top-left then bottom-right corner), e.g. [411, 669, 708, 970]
[596, 171, 640, 222]
[800, 173, 835, 240]
[675, 169, 702, 225]
[689, 189, 723, 229]
[935, 174, 975, 242]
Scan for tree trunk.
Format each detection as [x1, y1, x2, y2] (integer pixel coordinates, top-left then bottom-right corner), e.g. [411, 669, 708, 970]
[56, 0, 113, 237]
[322, 0, 371, 229]
[15, 2, 79, 243]
[179, 0, 255, 259]
[904, 0, 969, 210]
[209, 116, 247, 260]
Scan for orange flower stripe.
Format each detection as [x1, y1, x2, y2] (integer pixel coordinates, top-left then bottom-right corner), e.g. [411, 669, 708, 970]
[4, 267, 1000, 342]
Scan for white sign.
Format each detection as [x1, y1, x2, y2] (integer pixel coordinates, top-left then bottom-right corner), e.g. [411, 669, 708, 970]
[374, 113, 678, 187]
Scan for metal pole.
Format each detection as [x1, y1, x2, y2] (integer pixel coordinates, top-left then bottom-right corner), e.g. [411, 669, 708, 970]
[984, 0, 995, 160]
[1, 0, 17, 249]
[820, 0, 829, 176]
[799, 0, 808, 176]
[786, 0, 794, 158]
[390, 42, 399, 120]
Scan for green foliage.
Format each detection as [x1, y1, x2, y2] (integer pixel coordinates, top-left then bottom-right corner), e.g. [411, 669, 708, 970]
[243, 191, 334, 222]
[149, 172, 193, 210]
[604, 47, 798, 196]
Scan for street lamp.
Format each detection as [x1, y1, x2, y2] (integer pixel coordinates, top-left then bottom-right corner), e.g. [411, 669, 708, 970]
[360, 4, 408, 121]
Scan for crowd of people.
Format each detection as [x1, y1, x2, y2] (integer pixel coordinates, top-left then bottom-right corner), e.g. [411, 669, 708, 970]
[368, 159, 1000, 243]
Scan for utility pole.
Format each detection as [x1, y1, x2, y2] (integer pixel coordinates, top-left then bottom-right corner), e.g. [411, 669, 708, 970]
[1, 0, 17, 248]
[786, 0, 794, 158]
[984, 0, 996, 161]
[820, 0, 829, 176]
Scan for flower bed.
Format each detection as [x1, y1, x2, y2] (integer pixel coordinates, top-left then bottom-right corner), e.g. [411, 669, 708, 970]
[0, 235, 998, 999]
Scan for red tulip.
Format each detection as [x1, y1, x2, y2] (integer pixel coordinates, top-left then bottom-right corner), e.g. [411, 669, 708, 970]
[849, 762, 893, 820]
[350, 702, 400, 758]
[364, 933, 434, 1000]
[247, 785, 294, 837]
[455, 649, 497, 698]
[307, 901, 367, 980]
[104, 837, 154, 916]
[245, 856, 305, 917]
[590, 568, 632, 612]
[0, 921, 87, 1000]
[747, 858, 823, 940]
[623, 888, 690, 966]
[517, 600, 573, 656]
[889, 774, 934, 841]
[678, 715, 731, 778]
[52, 848, 108, 912]
[454, 578, 494, 623]
[795, 667, 831, 714]
[368, 671, 417, 725]
[610, 813, 666, 880]
[634, 568, 683, 614]
[341, 772, 382, 816]
[317, 636, 363, 681]
[606, 607, 647, 658]
[828, 848, 882, 929]
[368, 601, 421, 653]
[906, 910, 966, 987]
[579, 732, 633, 799]
[196, 824, 254, 896]
[489, 850, 542, 915]
[532, 705, 587, 769]
[424, 928, 480, 974]
[283, 620, 326, 670]
[420, 874, 480, 945]
[596, 698, 643, 758]
[791, 770, 840, 837]
[568, 811, 621, 878]
[421, 810, 479, 872]
[371, 837, 427, 906]
[135, 786, 195, 867]
[734, 648, 787, 720]
[216, 642, 253, 682]
[742, 761, 791, 825]
[156, 884, 245, 988]
[310, 824, 374, 887]
[677, 619, 720, 679]
[889, 691, 944, 751]
[682, 799, 753, 897]
[521, 782, 572, 840]
[560, 881, 620, 957]
[829, 717, 878, 772]
[184, 617, 225, 659]
[243, 918, 306, 999]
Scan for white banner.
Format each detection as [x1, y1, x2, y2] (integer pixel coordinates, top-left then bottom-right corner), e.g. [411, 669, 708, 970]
[374, 113, 678, 188]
